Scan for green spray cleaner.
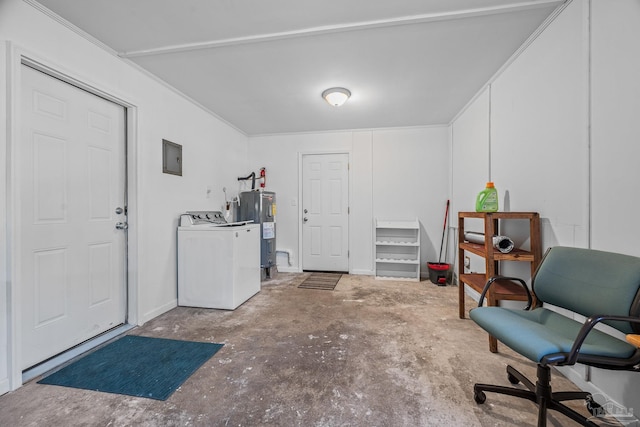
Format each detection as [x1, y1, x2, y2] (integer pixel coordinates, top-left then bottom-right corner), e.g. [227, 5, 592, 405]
[475, 182, 499, 212]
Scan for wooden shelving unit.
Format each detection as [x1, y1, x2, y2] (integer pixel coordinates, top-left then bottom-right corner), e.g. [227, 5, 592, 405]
[375, 219, 420, 281]
[458, 211, 541, 352]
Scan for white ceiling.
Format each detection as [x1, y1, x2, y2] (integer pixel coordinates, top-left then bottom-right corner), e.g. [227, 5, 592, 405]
[33, 0, 565, 136]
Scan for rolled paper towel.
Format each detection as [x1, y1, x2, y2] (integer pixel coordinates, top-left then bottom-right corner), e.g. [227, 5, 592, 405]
[493, 235, 515, 253]
[464, 231, 515, 253]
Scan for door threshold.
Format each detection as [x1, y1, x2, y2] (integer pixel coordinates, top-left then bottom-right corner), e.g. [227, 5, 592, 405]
[303, 270, 348, 274]
[22, 324, 135, 383]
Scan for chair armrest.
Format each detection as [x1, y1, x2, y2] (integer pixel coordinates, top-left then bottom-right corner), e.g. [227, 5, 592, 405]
[627, 334, 640, 348]
[477, 276, 533, 310]
[561, 315, 640, 365]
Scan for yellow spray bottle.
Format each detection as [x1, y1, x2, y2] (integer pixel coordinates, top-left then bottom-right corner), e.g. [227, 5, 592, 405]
[475, 182, 499, 212]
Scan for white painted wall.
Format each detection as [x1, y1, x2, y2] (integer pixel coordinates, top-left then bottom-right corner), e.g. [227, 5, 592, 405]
[590, 0, 640, 256]
[451, 0, 640, 416]
[0, 42, 9, 395]
[588, 0, 640, 411]
[351, 131, 375, 275]
[0, 0, 248, 391]
[244, 131, 353, 272]
[451, 88, 491, 278]
[453, 0, 588, 276]
[247, 126, 450, 276]
[491, 0, 589, 253]
[451, 88, 490, 218]
[372, 128, 450, 268]
[135, 99, 248, 322]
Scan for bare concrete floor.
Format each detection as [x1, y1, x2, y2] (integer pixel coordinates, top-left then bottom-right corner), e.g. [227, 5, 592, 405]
[0, 273, 601, 426]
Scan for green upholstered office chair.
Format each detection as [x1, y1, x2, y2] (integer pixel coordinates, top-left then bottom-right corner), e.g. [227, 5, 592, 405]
[470, 246, 640, 427]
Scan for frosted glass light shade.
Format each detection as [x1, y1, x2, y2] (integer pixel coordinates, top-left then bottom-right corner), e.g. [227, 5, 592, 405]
[322, 87, 351, 107]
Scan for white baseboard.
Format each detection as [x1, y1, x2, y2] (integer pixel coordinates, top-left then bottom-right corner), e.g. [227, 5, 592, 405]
[276, 266, 300, 273]
[350, 269, 374, 276]
[0, 378, 9, 396]
[555, 365, 601, 395]
[464, 284, 482, 302]
[141, 299, 177, 325]
[553, 366, 634, 423]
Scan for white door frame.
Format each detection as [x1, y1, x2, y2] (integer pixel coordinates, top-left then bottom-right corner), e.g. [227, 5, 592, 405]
[297, 150, 351, 273]
[4, 45, 140, 391]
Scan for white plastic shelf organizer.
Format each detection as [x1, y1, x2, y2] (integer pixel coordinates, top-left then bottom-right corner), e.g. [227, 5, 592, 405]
[375, 219, 420, 281]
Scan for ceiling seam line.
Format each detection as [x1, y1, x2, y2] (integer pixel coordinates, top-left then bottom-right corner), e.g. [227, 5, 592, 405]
[119, 0, 565, 58]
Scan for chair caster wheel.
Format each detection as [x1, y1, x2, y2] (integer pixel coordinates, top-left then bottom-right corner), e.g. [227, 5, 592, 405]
[474, 390, 487, 404]
[586, 395, 602, 415]
[507, 372, 520, 384]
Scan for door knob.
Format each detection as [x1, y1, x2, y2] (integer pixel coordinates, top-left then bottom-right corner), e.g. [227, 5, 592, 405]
[303, 217, 308, 223]
[304, 209, 308, 214]
[115, 222, 128, 230]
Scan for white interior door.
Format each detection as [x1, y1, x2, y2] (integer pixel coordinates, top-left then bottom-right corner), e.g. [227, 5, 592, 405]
[19, 65, 127, 369]
[302, 153, 349, 272]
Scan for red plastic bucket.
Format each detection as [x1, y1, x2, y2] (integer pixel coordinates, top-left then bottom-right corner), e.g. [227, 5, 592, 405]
[427, 262, 449, 286]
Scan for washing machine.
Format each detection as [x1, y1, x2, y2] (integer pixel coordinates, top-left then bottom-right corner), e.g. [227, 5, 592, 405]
[178, 211, 260, 310]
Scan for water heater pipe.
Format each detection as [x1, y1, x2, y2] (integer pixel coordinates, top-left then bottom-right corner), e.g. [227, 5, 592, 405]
[276, 249, 292, 266]
[237, 171, 256, 189]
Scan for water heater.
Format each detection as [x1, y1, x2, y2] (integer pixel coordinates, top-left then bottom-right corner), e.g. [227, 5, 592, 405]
[239, 190, 276, 279]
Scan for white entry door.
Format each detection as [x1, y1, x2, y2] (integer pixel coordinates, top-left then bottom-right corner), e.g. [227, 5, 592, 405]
[302, 153, 349, 272]
[19, 65, 127, 369]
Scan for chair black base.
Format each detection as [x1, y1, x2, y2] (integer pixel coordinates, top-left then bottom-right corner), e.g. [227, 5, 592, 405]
[474, 364, 601, 427]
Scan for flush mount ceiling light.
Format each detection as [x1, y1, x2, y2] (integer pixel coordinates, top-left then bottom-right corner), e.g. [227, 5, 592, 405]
[322, 87, 351, 107]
